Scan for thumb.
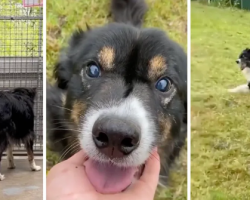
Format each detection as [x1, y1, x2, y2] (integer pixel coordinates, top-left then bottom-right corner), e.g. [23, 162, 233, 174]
[128, 148, 160, 197]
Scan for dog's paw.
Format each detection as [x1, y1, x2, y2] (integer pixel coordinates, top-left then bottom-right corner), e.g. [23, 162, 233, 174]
[0, 174, 5, 181]
[31, 165, 41, 171]
[228, 84, 249, 93]
[8, 165, 16, 169]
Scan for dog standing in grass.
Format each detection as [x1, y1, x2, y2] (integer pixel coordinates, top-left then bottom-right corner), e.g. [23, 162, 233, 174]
[0, 88, 41, 181]
[228, 48, 250, 93]
[47, 0, 187, 193]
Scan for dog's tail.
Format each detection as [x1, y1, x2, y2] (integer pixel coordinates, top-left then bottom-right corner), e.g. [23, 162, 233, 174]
[110, 0, 148, 28]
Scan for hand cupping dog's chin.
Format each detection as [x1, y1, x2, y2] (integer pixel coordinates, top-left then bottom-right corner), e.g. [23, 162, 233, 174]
[84, 158, 144, 194]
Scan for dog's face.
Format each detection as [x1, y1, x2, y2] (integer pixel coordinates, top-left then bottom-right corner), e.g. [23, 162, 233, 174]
[13, 88, 37, 100]
[236, 48, 250, 81]
[58, 23, 186, 193]
[236, 48, 250, 70]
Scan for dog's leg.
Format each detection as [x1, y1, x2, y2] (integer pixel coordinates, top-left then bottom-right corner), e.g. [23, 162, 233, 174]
[0, 152, 5, 181]
[7, 144, 15, 169]
[25, 140, 41, 171]
[228, 84, 250, 93]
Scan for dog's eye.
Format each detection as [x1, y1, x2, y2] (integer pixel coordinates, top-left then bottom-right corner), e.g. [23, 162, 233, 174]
[86, 63, 101, 78]
[155, 77, 172, 92]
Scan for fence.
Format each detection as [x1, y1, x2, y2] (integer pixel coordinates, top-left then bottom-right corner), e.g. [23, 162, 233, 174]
[0, 1, 43, 155]
[200, 0, 250, 10]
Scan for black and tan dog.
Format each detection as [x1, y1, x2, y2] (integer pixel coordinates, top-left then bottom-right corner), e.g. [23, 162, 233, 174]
[47, 0, 187, 194]
[228, 48, 250, 93]
[0, 88, 41, 181]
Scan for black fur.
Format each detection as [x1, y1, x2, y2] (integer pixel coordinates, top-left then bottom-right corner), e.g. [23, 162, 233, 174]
[48, 0, 187, 186]
[46, 82, 71, 154]
[237, 48, 250, 70]
[111, 0, 148, 27]
[237, 48, 250, 90]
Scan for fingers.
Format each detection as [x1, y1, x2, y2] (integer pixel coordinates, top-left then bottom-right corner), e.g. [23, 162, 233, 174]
[140, 148, 160, 185]
[128, 148, 160, 197]
[47, 150, 95, 197]
[66, 150, 87, 165]
[47, 150, 86, 181]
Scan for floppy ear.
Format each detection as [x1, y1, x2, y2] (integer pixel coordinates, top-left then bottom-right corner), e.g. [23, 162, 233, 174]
[31, 87, 37, 94]
[28, 88, 37, 99]
[54, 29, 86, 90]
[54, 52, 73, 90]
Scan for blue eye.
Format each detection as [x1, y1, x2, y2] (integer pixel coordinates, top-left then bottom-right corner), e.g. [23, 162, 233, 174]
[86, 63, 100, 78]
[155, 78, 171, 92]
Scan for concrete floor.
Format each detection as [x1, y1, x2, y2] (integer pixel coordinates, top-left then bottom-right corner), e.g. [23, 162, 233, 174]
[0, 158, 43, 200]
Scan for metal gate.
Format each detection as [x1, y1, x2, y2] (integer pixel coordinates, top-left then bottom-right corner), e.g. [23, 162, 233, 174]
[0, 1, 43, 155]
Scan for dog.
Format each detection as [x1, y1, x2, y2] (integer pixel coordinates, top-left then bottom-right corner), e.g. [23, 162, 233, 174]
[228, 48, 250, 93]
[47, 0, 187, 194]
[0, 88, 41, 181]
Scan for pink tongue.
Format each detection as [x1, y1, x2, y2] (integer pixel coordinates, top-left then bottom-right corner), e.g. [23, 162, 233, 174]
[84, 159, 137, 194]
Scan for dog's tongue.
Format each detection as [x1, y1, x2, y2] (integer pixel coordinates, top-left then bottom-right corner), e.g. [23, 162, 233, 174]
[84, 159, 137, 194]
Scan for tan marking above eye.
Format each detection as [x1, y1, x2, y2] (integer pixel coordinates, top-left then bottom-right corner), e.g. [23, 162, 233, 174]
[71, 101, 86, 125]
[148, 55, 167, 80]
[98, 46, 115, 70]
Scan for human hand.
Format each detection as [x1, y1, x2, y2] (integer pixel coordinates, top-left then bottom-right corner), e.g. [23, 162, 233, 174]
[46, 149, 160, 200]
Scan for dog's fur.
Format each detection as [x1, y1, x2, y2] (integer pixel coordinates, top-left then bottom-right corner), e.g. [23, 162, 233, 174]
[0, 88, 41, 181]
[47, 0, 187, 188]
[228, 48, 250, 93]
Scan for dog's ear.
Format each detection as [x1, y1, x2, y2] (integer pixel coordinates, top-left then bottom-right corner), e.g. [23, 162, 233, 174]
[54, 29, 86, 90]
[29, 88, 37, 99]
[69, 28, 85, 48]
[54, 52, 73, 90]
[31, 87, 37, 94]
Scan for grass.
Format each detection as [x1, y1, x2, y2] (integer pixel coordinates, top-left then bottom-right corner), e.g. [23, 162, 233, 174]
[191, 2, 250, 200]
[46, 0, 187, 199]
[0, 0, 42, 56]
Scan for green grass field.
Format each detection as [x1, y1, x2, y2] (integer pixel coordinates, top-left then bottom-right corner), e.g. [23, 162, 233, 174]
[191, 2, 250, 200]
[46, 0, 187, 199]
[0, 0, 42, 56]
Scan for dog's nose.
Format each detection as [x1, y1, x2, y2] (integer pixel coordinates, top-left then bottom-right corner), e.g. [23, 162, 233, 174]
[92, 116, 140, 158]
[236, 59, 241, 64]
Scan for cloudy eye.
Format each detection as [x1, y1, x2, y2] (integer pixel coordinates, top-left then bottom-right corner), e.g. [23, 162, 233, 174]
[86, 62, 101, 78]
[155, 77, 172, 92]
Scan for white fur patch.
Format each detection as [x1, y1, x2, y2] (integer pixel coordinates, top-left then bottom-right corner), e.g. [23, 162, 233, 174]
[30, 160, 41, 171]
[163, 88, 177, 105]
[228, 84, 250, 93]
[80, 96, 156, 167]
[0, 174, 5, 181]
[242, 67, 250, 82]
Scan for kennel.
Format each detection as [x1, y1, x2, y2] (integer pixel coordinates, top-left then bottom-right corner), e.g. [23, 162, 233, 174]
[0, 1, 43, 156]
[208, 0, 250, 10]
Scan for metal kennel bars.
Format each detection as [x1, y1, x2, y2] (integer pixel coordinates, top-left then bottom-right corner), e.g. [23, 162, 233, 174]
[0, 1, 43, 155]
